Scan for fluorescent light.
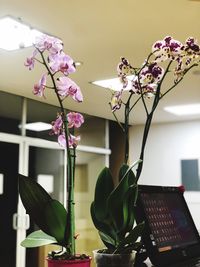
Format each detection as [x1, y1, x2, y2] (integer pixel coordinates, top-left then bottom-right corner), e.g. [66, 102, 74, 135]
[164, 104, 200, 116]
[19, 122, 52, 132]
[0, 16, 44, 51]
[92, 75, 134, 91]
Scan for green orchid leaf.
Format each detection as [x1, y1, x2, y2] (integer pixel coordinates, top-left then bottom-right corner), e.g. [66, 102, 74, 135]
[125, 184, 138, 232]
[18, 174, 53, 232]
[119, 164, 133, 184]
[119, 160, 142, 183]
[21, 230, 57, 248]
[118, 241, 143, 254]
[107, 166, 136, 232]
[98, 231, 116, 249]
[91, 202, 114, 236]
[119, 222, 145, 250]
[44, 199, 67, 244]
[118, 184, 138, 235]
[127, 241, 143, 252]
[93, 167, 114, 221]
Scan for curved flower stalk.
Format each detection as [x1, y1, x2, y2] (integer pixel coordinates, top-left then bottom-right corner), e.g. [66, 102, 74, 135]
[20, 34, 84, 257]
[111, 36, 200, 181]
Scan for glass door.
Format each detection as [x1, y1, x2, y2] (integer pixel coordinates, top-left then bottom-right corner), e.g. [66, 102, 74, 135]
[0, 133, 64, 267]
[25, 141, 65, 267]
[0, 141, 19, 267]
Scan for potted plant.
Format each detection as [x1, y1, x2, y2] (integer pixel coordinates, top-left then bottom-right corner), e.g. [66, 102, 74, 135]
[19, 34, 91, 267]
[91, 36, 200, 267]
[91, 163, 144, 267]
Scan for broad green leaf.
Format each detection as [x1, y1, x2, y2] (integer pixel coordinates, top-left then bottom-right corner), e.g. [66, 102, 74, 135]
[93, 167, 114, 221]
[118, 164, 135, 185]
[44, 199, 67, 244]
[117, 242, 143, 253]
[127, 241, 143, 252]
[118, 222, 145, 250]
[91, 202, 114, 236]
[119, 160, 142, 183]
[18, 174, 52, 232]
[125, 184, 138, 232]
[99, 231, 116, 249]
[107, 166, 136, 231]
[21, 230, 57, 248]
[119, 184, 137, 235]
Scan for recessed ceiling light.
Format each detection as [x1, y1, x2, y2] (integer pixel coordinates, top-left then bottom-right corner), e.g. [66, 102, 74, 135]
[19, 122, 52, 132]
[75, 61, 83, 67]
[92, 75, 134, 91]
[0, 16, 44, 51]
[164, 104, 200, 116]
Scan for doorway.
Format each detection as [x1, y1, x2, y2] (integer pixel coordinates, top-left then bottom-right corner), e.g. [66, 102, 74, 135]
[0, 141, 19, 267]
[0, 133, 64, 267]
[26, 145, 64, 267]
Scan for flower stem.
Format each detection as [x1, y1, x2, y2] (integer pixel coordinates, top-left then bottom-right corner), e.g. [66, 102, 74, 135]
[39, 50, 75, 255]
[124, 99, 130, 164]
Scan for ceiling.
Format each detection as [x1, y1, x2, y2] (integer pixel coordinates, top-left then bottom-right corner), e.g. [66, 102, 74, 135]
[0, 0, 200, 125]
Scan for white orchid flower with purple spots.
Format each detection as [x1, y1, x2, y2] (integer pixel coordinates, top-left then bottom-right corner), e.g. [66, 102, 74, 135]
[174, 37, 200, 81]
[131, 62, 164, 95]
[117, 57, 135, 88]
[152, 36, 183, 62]
[110, 90, 123, 112]
[184, 37, 200, 54]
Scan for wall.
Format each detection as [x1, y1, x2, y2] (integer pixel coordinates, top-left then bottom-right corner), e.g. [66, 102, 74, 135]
[75, 154, 105, 267]
[129, 119, 200, 230]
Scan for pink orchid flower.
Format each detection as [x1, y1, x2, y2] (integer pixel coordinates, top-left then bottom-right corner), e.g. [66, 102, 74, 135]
[24, 49, 38, 70]
[50, 114, 63, 135]
[58, 133, 80, 148]
[49, 52, 76, 75]
[68, 134, 80, 148]
[58, 133, 66, 147]
[33, 73, 47, 97]
[56, 76, 83, 102]
[24, 57, 35, 70]
[67, 112, 84, 128]
[34, 34, 63, 55]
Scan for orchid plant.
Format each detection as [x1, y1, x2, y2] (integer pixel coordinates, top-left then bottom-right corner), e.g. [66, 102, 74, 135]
[112, 36, 200, 180]
[91, 36, 200, 254]
[18, 34, 86, 259]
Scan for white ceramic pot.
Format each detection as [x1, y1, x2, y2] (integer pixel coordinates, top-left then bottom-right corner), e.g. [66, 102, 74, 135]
[93, 250, 136, 267]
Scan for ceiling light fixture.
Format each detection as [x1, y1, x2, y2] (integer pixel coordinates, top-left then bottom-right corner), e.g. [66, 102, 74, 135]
[75, 61, 83, 67]
[0, 16, 44, 51]
[19, 122, 52, 132]
[164, 104, 200, 116]
[92, 75, 134, 91]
